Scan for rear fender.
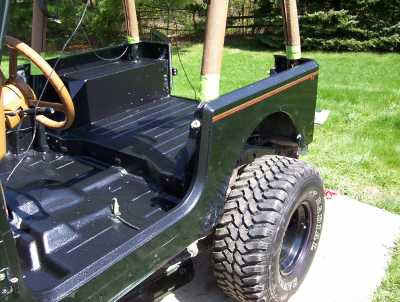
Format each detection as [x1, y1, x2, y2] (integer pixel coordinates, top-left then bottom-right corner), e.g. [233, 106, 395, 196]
[200, 59, 319, 232]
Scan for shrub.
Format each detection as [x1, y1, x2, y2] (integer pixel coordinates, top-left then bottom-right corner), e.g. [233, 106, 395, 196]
[255, 0, 400, 51]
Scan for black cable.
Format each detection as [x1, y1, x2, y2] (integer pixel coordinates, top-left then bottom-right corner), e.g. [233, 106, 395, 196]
[69, 0, 129, 62]
[6, 0, 91, 183]
[173, 18, 198, 101]
[80, 27, 129, 62]
[116, 215, 141, 231]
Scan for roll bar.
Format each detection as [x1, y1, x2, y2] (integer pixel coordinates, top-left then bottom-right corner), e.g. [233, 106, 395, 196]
[123, 0, 140, 44]
[281, 0, 302, 61]
[29, 0, 302, 102]
[200, 0, 229, 102]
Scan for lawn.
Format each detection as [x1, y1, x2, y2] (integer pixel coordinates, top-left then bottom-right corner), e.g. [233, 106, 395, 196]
[170, 40, 400, 300]
[5, 43, 399, 209]
[172, 41, 400, 213]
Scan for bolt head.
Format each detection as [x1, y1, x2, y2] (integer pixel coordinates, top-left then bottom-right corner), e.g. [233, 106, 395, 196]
[296, 134, 303, 142]
[191, 119, 201, 129]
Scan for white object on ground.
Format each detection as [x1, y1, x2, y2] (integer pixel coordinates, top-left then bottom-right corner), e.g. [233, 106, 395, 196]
[161, 195, 400, 302]
[314, 110, 331, 125]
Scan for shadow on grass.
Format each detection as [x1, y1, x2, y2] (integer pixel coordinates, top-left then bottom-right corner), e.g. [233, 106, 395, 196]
[172, 36, 279, 53]
[224, 36, 277, 52]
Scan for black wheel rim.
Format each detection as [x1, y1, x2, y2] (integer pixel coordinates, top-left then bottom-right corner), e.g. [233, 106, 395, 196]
[279, 202, 312, 276]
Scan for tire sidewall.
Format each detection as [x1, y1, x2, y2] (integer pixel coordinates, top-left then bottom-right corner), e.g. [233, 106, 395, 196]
[269, 174, 325, 301]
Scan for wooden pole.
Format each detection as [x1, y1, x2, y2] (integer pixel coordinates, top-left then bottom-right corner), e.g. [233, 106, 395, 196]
[281, 0, 301, 61]
[123, 0, 140, 44]
[200, 0, 229, 102]
[31, 0, 47, 53]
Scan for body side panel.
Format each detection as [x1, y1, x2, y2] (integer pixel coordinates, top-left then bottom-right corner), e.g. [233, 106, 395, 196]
[2, 61, 318, 301]
[58, 61, 319, 302]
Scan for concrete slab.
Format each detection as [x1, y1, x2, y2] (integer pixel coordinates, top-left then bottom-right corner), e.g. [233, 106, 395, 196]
[161, 195, 400, 302]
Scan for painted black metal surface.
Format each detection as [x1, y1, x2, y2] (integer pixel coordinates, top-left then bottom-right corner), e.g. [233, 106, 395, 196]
[50, 96, 198, 196]
[1, 181, 34, 302]
[72, 59, 320, 302]
[120, 251, 195, 302]
[0, 15, 319, 300]
[0, 151, 180, 297]
[0, 38, 203, 301]
[35, 42, 172, 129]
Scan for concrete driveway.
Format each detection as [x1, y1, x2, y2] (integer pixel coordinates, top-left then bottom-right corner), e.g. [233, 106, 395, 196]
[162, 195, 400, 302]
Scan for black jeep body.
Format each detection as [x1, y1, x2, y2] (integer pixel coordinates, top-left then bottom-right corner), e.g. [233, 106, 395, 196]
[0, 2, 319, 301]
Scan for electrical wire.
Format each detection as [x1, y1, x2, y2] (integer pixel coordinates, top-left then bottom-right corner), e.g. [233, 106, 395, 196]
[173, 18, 198, 101]
[92, 46, 129, 62]
[116, 215, 141, 231]
[80, 27, 129, 62]
[5, 0, 91, 183]
[69, 0, 129, 62]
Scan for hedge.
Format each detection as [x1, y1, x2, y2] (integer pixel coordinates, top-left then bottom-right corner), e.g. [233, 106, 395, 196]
[255, 1, 400, 51]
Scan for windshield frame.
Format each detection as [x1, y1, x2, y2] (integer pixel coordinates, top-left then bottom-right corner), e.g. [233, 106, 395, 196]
[0, 0, 10, 62]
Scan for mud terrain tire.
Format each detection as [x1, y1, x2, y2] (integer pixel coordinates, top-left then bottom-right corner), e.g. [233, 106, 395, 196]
[212, 155, 324, 302]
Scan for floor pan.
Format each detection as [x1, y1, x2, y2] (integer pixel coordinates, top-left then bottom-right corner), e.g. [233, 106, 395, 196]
[61, 96, 198, 183]
[0, 152, 179, 292]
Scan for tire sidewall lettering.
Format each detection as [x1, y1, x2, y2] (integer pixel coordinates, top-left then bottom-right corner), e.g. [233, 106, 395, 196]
[271, 182, 324, 298]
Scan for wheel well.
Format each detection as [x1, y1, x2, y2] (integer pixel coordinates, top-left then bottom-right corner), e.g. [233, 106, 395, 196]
[245, 112, 300, 159]
[249, 112, 298, 143]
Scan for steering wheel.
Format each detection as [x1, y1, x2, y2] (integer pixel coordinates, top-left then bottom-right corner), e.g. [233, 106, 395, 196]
[4, 36, 75, 129]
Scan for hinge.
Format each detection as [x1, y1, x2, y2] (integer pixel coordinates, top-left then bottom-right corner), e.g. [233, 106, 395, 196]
[0, 268, 12, 297]
[0, 268, 19, 297]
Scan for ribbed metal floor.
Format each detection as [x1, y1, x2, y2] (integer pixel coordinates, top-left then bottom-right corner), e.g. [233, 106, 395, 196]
[1, 152, 178, 290]
[66, 96, 198, 180]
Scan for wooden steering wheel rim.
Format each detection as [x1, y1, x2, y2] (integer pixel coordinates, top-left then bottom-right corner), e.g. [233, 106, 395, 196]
[5, 36, 75, 129]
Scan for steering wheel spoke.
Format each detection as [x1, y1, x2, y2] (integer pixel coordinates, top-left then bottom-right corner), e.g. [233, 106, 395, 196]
[8, 48, 18, 82]
[28, 100, 66, 113]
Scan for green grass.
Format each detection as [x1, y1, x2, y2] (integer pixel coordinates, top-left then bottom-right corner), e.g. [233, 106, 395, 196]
[374, 242, 400, 301]
[171, 40, 400, 300]
[172, 42, 400, 211]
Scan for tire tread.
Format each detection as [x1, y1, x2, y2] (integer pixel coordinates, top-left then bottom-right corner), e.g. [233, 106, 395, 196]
[212, 155, 321, 302]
